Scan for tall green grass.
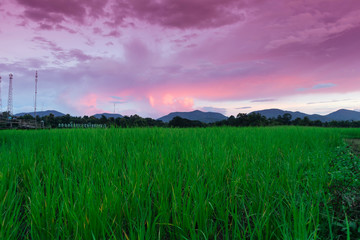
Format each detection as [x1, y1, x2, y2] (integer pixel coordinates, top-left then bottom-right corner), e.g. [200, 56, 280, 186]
[0, 127, 358, 239]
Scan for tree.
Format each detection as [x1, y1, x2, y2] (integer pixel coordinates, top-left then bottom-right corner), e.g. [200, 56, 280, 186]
[276, 113, 292, 125]
[169, 116, 204, 128]
[282, 113, 292, 125]
[248, 113, 267, 126]
[302, 116, 311, 126]
[236, 113, 249, 126]
[46, 113, 57, 128]
[100, 115, 107, 124]
[21, 114, 34, 120]
[227, 115, 236, 126]
[293, 117, 302, 126]
[61, 114, 71, 124]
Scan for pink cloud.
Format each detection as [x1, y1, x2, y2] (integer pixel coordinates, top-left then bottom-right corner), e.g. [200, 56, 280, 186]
[66, 49, 94, 62]
[266, 10, 360, 49]
[16, 0, 248, 29]
[104, 30, 121, 38]
[58, 92, 104, 116]
[161, 94, 193, 109]
[146, 94, 194, 114]
[31, 36, 96, 63]
[16, 0, 107, 24]
[37, 23, 53, 30]
[93, 27, 102, 34]
[79, 93, 98, 113]
[32, 36, 63, 51]
[23, 9, 65, 23]
[2, 0, 360, 117]
[108, 0, 248, 29]
[145, 75, 302, 102]
[148, 95, 155, 107]
[55, 24, 77, 34]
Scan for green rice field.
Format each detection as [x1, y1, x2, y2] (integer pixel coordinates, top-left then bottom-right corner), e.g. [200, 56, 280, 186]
[1, 127, 359, 239]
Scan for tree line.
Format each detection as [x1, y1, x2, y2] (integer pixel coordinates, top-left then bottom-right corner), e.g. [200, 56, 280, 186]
[14, 112, 360, 128]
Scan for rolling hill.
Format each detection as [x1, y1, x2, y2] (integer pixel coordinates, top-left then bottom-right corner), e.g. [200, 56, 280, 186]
[251, 108, 360, 122]
[325, 109, 360, 121]
[92, 113, 123, 119]
[15, 110, 65, 117]
[158, 110, 228, 123]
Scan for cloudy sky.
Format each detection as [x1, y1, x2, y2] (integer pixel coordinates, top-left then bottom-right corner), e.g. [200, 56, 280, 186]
[0, 0, 359, 117]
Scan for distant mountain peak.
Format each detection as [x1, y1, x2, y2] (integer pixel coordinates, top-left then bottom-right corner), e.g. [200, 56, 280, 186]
[252, 108, 360, 122]
[158, 110, 227, 123]
[91, 113, 123, 119]
[15, 110, 65, 117]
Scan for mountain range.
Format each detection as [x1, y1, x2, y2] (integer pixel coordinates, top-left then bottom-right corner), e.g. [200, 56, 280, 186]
[157, 110, 228, 123]
[14, 108, 360, 123]
[251, 109, 360, 122]
[91, 113, 123, 119]
[15, 110, 65, 117]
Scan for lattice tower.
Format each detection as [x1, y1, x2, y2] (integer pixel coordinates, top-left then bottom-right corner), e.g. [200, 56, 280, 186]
[0, 76, 2, 113]
[34, 71, 38, 118]
[7, 73, 13, 115]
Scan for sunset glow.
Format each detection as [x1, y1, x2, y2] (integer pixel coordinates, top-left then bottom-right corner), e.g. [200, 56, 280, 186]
[0, 0, 359, 117]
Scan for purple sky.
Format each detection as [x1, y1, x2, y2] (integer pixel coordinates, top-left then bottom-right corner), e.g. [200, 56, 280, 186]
[0, 0, 359, 117]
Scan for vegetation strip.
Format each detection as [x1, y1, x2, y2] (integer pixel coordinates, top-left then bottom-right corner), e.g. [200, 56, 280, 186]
[9, 111, 360, 129]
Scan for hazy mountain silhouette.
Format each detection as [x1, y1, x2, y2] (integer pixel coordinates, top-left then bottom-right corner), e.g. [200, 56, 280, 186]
[14, 108, 360, 123]
[325, 109, 360, 121]
[158, 110, 228, 123]
[251, 108, 360, 122]
[92, 113, 123, 119]
[15, 110, 65, 117]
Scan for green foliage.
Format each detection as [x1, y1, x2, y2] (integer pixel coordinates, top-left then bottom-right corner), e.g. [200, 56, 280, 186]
[0, 127, 359, 239]
[13, 111, 360, 129]
[169, 116, 205, 128]
[322, 142, 360, 239]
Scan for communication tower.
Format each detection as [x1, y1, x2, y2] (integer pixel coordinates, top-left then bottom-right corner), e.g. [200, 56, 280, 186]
[0, 76, 2, 113]
[34, 71, 38, 119]
[7, 73, 13, 116]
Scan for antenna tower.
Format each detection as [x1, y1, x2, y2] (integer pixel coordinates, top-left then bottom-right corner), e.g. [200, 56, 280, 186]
[0, 76, 2, 113]
[7, 73, 13, 116]
[34, 71, 38, 119]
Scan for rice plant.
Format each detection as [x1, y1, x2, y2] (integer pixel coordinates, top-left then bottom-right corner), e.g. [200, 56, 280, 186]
[1, 127, 358, 239]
